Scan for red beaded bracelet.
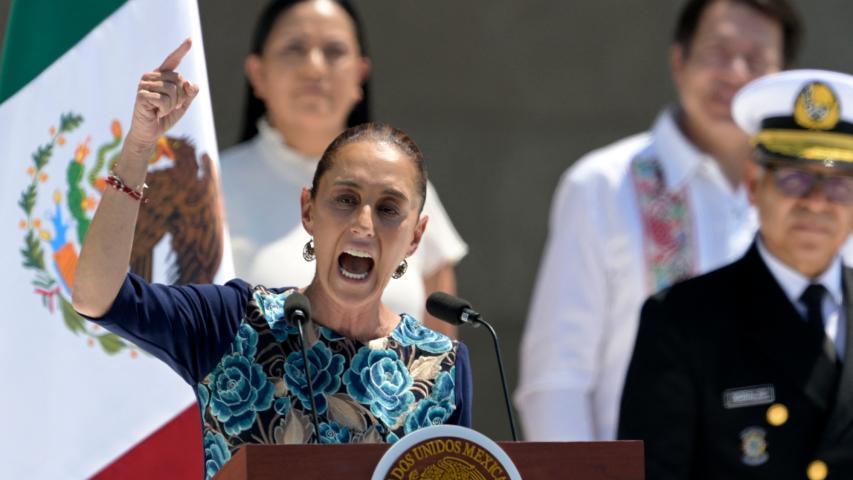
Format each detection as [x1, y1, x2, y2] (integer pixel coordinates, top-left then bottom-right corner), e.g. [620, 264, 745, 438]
[106, 173, 149, 204]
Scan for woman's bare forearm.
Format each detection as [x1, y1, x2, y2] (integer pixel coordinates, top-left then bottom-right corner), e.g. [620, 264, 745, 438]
[71, 39, 198, 317]
[71, 141, 152, 317]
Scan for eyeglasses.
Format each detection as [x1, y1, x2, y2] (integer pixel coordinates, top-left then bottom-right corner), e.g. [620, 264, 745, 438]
[689, 44, 781, 76]
[767, 166, 853, 204]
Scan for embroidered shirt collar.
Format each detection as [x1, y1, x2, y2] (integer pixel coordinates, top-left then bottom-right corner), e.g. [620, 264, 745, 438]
[256, 117, 318, 185]
[652, 107, 736, 195]
[756, 235, 844, 307]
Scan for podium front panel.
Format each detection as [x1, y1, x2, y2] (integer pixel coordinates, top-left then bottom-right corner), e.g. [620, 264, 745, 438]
[214, 441, 643, 479]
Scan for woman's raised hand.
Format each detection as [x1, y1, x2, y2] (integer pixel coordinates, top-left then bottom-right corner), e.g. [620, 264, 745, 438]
[127, 39, 200, 148]
[72, 39, 200, 318]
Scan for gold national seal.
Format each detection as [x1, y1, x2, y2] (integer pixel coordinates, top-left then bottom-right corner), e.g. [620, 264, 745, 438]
[385, 437, 510, 480]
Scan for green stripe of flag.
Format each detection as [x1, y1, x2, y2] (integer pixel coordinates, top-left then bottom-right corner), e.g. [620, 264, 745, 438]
[0, 0, 127, 104]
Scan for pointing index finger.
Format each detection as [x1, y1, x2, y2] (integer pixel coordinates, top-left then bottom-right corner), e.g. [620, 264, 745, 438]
[156, 38, 192, 72]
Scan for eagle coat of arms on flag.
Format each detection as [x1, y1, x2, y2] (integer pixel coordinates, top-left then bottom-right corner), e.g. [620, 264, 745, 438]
[18, 112, 224, 356]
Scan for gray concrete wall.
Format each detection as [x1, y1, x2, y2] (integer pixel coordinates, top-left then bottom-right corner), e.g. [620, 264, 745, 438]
[3, 0, 853, 440]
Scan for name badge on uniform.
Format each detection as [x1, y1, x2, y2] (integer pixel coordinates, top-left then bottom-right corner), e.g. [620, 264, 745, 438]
[723, 384, 775, 409]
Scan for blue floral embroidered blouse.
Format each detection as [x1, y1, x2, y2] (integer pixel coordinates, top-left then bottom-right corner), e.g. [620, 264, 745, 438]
[87, 273, 472, 479]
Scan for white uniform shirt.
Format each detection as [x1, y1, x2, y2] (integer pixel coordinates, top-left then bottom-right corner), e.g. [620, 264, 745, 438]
[219, 119, 468, 318]
[515, 109, 757, 440]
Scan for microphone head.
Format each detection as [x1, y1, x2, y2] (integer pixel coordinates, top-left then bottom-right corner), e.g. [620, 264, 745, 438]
[284, 292, 311, 324]
[426, 292, 473, 326]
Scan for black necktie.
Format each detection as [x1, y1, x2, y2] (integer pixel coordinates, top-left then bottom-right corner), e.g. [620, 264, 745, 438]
[800, 283, 838, 364]
[801, 283, 844, 366]
[800, 283, 841, 412]
[800, 283, 828, 339]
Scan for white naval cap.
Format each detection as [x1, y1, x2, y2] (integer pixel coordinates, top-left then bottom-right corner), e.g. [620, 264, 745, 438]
[732, 69, 853, 168]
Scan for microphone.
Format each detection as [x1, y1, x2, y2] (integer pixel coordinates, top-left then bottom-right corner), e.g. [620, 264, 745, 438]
[426, 292, 481, 326]
[285, 291, 311, 325]
[426, 292, 519, 441]
[284, 292, 321, 442]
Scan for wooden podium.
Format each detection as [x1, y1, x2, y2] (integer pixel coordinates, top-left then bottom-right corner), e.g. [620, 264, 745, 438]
[214, 441, 644, 479]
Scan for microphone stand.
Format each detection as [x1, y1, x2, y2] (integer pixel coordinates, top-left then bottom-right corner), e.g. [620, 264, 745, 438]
[297, 320, 322, 443]
[426, 292, 520, 442]
[472, 317, 519, 442]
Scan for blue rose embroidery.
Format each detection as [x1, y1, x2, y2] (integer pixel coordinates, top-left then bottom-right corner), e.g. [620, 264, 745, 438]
[431, 369, 455, 403]
[319, 422, 351, 444]
[253, 290, 298, 341]
[203, 431, 232, 480]
[208, 354, 275, 435]
[392, 315, 452, 353]
[284, 342, 345, 415]
[198, 384, 210, 411]
[344, 348, 415, 426]
[404, 398, 454, 434]
[274, 397, 291, 416]
[404, 368, 456, 434]
[320, 326, 345, 342]
[232, 323, 258, 358]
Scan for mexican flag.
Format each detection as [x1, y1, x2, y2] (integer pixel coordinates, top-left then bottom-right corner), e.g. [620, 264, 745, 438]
[0, 0, 233, 477]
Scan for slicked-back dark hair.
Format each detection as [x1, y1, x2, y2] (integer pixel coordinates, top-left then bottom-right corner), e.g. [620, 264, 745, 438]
[239, 0, 372, 142]
[673, 0, 802, 67]
[311, 122, 428, 212]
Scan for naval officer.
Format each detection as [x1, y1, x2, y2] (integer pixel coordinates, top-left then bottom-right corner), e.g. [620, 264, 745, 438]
[619, 69, 853, 480]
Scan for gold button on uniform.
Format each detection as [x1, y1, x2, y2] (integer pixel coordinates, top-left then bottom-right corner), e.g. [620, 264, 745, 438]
[766, 403, 788, 427]
[807, 459, 828, 480]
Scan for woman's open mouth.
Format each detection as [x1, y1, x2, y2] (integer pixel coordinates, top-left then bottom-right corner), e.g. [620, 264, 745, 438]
[338, 249, 374, 281]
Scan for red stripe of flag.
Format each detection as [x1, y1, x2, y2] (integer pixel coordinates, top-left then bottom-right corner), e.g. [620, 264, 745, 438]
[91, 404, 202, 479]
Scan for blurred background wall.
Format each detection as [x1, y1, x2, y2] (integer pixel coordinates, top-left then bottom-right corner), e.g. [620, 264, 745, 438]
[2, 0, 852, 440]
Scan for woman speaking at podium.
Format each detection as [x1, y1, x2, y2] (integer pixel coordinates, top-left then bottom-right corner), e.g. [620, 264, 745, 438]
[71, 40, 472, 479]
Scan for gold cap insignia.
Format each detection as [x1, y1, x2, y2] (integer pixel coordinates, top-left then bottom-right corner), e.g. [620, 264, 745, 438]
[794, 81, 841, 130]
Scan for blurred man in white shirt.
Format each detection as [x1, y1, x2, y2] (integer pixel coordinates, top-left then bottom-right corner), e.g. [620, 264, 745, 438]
[515, 0, 802, 440]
